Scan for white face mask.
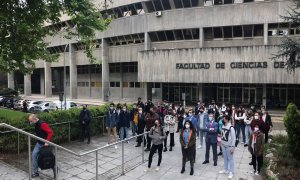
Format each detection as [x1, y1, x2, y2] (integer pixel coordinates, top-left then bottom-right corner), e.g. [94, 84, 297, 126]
[138, 111, 142, 114]
[123, 108, 126, 111]
[110, 107, 114, 110]
[188, 113, 192, 117]
[254, 127, 259, 132]
[254, 116, 259, 120]
[185, 124, 190, 129]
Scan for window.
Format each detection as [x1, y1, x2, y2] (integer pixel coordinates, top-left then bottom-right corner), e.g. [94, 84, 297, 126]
[244, 0, 254, 2]
[165, 30, 175, 41]
[233, 26, 243, 37]
[253, 25, 263, 36]
[77, 65, 89, 74]
[224, 0, 233, 4]
[161, 0, 171, 10]
[214, 0, 223, 5]
[135, 82, 141, 88]
[109, 63, 121, 73]
[174, 0, 183, 8]
[174, 30, 184, 40]
[223, 26, 233, 38]
[157, 31, 167, 41]
[95, 82, 102, 87]
[145, 1, 155, 12]
[182, 0, 192, 8]
[149, 32, 159, 42]
[110, 82, 120, 87]
[204, 27, 214, 40]
[122, 62, 137, 73]
[91, 82, 96, 87]
[191, 0, 199, 6]
[153, 83, 161, 88]
[243, 25, 253, 37]
[213, 27, 223, 38]
[153, 0, 163, 11]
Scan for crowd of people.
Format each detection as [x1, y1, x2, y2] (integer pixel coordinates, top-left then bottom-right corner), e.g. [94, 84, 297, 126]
[27, 97, 273, 179]
[103, 98, 273, 178]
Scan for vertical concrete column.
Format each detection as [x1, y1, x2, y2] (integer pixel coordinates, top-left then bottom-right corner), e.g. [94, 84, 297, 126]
[263, 84, 267, 108]
[141, 2, 149, 13]
[144, 32, 151, 51]
[24, 74, 31, 96]
[120, 64, 123, 99]
[143, 32, 153, 101]
[264, 23, 268, 45]
[69, 44, 77, 99]
[102, 38, 110, 102]
[44, 62, 52, 97]
[198, 83, 203, 102]
[199, 27, 204, 48]
[169, 0, 176, 9]
[7, 73, 14, 89]
[40, 69, 45, 95]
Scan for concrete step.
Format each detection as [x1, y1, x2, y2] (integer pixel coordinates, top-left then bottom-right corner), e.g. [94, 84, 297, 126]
[0, 161, 28, 180]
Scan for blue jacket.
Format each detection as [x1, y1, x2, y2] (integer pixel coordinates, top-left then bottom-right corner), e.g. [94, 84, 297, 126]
[119, 111, 131, 128]
[183, 115, 198, 129]
[196, 112, 209, 130]
[203, 121, 219, 143]
[105, 109, 119, 128]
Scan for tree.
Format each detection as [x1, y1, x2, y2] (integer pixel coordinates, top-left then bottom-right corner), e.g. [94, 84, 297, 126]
[272, 0, 300, 73]
[0, 0, 112, 74]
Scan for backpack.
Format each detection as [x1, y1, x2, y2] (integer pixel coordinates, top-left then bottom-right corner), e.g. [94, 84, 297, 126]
[38, 147, 55, 170]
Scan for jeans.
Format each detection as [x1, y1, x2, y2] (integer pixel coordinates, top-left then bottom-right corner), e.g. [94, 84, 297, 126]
[245, 125, 252, 145]
[32, 143, 43, 174]
[148, 144, 163, 168]
[205, 142, 218, 163]
[119, 127, 129, 140]
[80, 125, 90, 142]
[199, 131, 205, 146]
[221, 145, 234, 173]
[235, 123, 246, 143]
[132, 123, 138, 136]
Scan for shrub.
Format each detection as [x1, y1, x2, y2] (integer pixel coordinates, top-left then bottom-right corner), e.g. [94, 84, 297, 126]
[0, 88, 18, 96]
[283, 103, 300, 160]
[0, 104, 110, 153]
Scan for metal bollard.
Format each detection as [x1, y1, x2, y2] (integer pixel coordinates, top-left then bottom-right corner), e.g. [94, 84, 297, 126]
[28, 136, 32, 180]
[96, 150, 98, 180]
[17, 132, 20, 155]
[55, 146, 58, 180]
[122, 141, 125, 175]
[68, 122, 71, 142]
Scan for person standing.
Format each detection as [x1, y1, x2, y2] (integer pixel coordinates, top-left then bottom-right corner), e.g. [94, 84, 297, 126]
[119, 105, 130, 141]
[202, 113, 219, 166]
[136, 107, 145, 147]
[248, 125, 265, 175]
[262, 110, 273, 144]
[130, 104, 138, 136]
[144, 107, 160, 151]
[234, 106, 246, 145]
[22, 100, 28, 113]
[176, 104, 185, 132]
[197, 106, 209, 149]
[244, 110, 253, 147]
[145, 120, 166, 172]
[250, 112, 266, 133]
[219, 115, 236, 179]
[137, 97, 145, 111]
[163, 109, 176, 152]
[180, 120, 196, 176]
[105, 103, 119, 149]
[183, 109, 198, 131]
[79, 105, 92, 144]
[28, 114, 54, 178]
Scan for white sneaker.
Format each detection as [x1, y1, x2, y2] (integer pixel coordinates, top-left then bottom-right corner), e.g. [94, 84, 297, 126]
[219, 170, 228, 174]
[115, 145, 118, 149]
[228, 172, 234, 179]
[197, 145, 202, 149]
[241, 142, 244, 144]
[155, 167, 160, 171]
[144, 168, 150, 172]
[255, 172, 259, 176]
[196, 136, 199, 140]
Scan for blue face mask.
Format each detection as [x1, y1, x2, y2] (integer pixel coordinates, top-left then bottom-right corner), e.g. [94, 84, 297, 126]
[209, 117, 213, 121]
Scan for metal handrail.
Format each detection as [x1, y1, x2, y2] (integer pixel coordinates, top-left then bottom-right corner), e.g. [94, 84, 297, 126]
[0, 122, 149, 180]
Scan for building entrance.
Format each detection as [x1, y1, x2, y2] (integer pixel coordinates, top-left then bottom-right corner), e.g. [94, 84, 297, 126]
[162, 83, 198, 103]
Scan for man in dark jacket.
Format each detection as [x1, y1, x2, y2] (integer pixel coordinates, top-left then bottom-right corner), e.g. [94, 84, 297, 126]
[119, 105, 130, 141]
[28, 114, 53, 178]
[144, 107, 160, 151]
[202, 113, 219, 166]
[137, 97, 145, 111]
[79, 105, 92, 144]
[177, 104, 185, 132]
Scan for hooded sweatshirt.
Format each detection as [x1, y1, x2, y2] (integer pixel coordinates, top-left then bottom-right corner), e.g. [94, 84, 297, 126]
[221, 123, 236, 147]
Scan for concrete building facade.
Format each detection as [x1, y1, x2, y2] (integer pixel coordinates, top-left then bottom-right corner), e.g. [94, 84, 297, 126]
[8, 0, 300, 107]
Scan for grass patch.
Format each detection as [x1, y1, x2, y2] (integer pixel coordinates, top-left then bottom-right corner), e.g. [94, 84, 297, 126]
[0, 109, 26, 121]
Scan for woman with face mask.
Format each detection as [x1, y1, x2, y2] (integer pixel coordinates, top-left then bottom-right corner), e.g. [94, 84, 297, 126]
[180, 120, 196, 176]
[248, 125, 264, 175]
[163, 109, 176, 152]
[105, 103, 119, 149]
[145, 120, 166, 172]
[234, 106, 246, 145]
[250, 112, 266, 134]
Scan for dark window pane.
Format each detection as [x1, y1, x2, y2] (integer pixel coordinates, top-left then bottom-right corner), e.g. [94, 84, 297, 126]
[161, 0, 171, 10]
[191, 29, 200, 39]
[149, 32, 159, 42]
[153, 0, 163, 11]
[233, 26, 243, 37]
[183, 29, 193, 40]
[268, 23, 278, 29]
[223, 26, 233, 38]
[213, 27, 223, 38]
[254, 24, 263, 36]
[129, 82, 135, 87]
[243, 25, 253, 37]
[174, 0, 183, 8]
[244, 0, 254, 2]
[135, 82, 141, 88]
[165, 30, 175, 41]
[214, 0, 223, 5]
[191, 0, 199, 6]
[182, 0, 191, 8]
[145, 1, 155, 12]
[116, 82, 120, 87]
[110, 82, 115, 87]
[157, 31, 167, 41]
[224, 0, 233, 4]
[174, 30, 184, 40]
[204, 27, 213, 40]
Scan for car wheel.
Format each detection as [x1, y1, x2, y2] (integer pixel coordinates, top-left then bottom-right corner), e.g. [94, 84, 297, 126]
[44, 110, 49, 113]
[29, 108, 34, 112]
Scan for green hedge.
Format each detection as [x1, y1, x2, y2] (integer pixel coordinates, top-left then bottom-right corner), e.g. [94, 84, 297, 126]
[284, 103, 300, 160]
[0, 104, 110, 152]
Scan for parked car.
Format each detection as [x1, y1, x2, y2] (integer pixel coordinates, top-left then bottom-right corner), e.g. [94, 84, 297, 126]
[28, 101, 44, 112]
[14, 99, 25, 110]
[54, 101, 78, 110]
[0, 96, 14, 107]
[35, 101, 57, 112]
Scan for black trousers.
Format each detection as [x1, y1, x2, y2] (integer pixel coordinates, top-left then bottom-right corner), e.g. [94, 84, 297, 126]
[181, 147, 195, 168]
[148, 144, 163, 168]
[164, 131, 174, 148]
[81, 125, 90, 142]
[137, 128, 146, 146]
[252, 154, 263, 173]
[146, 132, 152, 149]
[265, 131, 269, 144]
[205, 142, 217, 163]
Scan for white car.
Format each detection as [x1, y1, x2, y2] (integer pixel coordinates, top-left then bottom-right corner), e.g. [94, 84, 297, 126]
[54, 101, 78, 110]
[28, 101, 44, 112]
[36, 101, 57, 112]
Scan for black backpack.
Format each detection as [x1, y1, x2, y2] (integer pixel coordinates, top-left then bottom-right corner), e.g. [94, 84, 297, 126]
[38, 147, 55, 170]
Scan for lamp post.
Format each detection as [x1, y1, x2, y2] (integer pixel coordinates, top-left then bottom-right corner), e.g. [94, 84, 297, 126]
[63, 44, 69, 110]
